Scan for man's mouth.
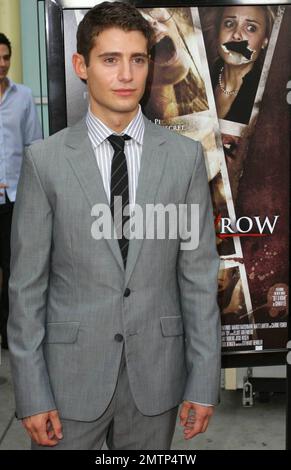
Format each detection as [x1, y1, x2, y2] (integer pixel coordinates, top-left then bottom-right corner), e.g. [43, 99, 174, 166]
[113, 89, 136, 96]
[150, 35, 177, 65]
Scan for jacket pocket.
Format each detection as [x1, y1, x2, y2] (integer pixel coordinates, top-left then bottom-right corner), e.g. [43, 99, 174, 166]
[44, 321, 80, 344]
[160, 316, 184, 337]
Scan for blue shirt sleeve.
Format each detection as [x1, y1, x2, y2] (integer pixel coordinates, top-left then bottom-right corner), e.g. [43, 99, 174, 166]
[24, 90, 43, 145]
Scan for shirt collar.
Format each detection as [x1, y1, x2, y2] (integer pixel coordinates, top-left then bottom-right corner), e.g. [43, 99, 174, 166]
[1, 78, 16, 100]
[86, 105, 144, 149]
[6, 78, 16, 91]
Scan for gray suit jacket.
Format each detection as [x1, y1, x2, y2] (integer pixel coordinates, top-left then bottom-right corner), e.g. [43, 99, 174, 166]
[8, 115, 221, 421]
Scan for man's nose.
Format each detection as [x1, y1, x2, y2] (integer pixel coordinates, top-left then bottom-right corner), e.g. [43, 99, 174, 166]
[118, 60, 133, 82]
[0, 57, 6, 66]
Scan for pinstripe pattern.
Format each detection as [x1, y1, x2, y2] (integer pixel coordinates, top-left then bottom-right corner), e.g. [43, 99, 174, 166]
[86, 106, 144, 205]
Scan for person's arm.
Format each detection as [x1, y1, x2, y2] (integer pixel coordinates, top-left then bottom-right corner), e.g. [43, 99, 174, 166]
[8, 145, 62, 446]
[24, 90, 43, 145]
[177, 141, 221, 440]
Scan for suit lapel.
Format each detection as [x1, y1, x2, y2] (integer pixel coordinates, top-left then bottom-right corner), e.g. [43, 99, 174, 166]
[125, 118, 168, 286]
[64, 119, 124, 271]
[63, 117, 168, 278]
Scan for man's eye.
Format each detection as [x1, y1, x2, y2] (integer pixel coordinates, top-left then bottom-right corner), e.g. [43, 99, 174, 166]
[133, 57, 146, 64]
[104, 57, 117, 64]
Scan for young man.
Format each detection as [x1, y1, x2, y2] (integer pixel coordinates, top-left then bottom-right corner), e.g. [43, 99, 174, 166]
[0, 33, 42, 350]
[8, 2, 221, 450]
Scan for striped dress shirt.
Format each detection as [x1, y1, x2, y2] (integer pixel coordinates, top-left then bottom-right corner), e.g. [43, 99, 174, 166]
[86, 106, 144, 206]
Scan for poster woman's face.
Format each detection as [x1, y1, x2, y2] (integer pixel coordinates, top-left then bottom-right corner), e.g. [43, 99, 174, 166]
[218, 6, 269, 66]
[141, 8, 192, 85]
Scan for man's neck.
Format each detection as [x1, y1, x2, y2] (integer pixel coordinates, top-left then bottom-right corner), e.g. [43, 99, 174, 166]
[0, 77, 9, 98]
[89, 104, 139, 133]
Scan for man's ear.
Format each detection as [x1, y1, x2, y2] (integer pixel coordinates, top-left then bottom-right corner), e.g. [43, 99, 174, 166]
[72, 53, 88, 81]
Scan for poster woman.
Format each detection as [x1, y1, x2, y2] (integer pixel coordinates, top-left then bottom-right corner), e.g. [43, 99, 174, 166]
[211, 5, 275, 124]
[140, 8, 208, 120]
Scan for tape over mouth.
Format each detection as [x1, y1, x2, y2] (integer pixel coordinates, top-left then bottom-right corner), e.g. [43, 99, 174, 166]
[221, 40, 255, 60]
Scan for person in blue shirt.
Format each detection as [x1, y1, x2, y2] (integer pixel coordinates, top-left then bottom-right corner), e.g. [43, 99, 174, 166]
[0, 33, 42, 349]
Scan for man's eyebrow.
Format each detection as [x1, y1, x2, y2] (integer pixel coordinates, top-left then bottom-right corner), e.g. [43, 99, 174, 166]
[131, 52, 149, 57]
[97, 52, 149, 58]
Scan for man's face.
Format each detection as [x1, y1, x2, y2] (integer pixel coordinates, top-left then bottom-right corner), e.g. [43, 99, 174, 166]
[73, 27, 149, 119]
[0, 44, 11, 81]
[218, 6, 268, 65]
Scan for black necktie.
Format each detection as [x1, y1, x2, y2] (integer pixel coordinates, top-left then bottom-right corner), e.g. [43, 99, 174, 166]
[107, 134, 131, 267]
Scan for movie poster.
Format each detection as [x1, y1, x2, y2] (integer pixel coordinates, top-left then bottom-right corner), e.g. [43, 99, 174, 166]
[198, 4, 289, 353]
[62, 5, 290, 354]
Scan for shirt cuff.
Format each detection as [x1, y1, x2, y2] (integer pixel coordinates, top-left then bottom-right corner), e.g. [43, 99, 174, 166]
[188, 401, 214, 407]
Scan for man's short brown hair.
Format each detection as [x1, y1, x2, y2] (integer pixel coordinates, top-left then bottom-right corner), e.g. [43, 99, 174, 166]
[77, 1, 155, 65]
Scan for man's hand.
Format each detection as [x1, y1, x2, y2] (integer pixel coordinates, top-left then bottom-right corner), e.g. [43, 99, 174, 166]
[0, 183, 8, 197]
[179, 401, 214, 440]
[22, 410, 63, 447]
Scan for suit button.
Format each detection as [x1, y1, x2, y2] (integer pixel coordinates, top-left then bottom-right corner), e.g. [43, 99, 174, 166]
[114, 334, 124, 342]
[124, 288, 131, 297]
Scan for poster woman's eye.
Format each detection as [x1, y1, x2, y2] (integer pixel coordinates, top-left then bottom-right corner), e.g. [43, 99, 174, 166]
[246, 23, 257, 33]
[224, 19, 235, 29]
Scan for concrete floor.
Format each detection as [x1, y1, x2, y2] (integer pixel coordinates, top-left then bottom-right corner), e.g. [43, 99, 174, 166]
[0, 348, 286, 450]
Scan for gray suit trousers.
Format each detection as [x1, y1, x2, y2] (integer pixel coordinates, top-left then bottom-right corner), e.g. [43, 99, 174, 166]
[31, 348, 178, 450]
